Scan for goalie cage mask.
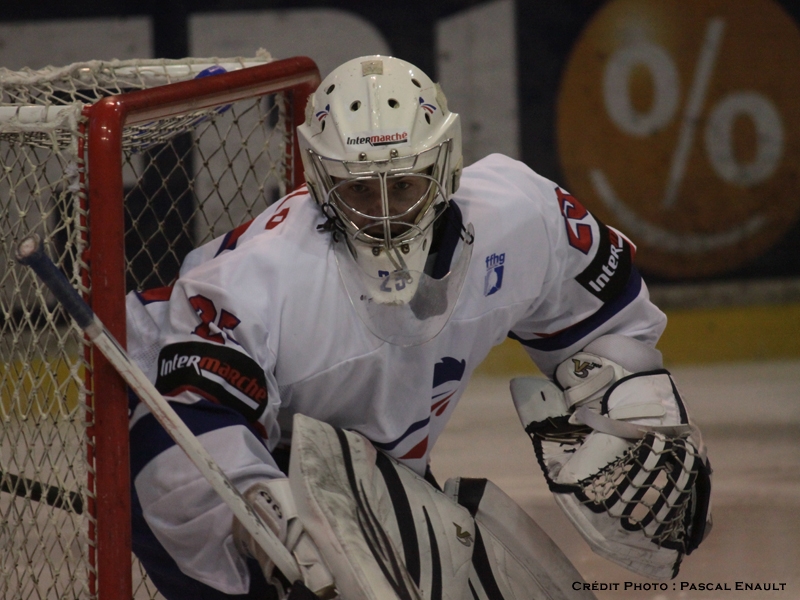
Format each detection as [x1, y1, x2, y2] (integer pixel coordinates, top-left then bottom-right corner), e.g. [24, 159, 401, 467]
[297, 55, 472, 347]
[531, 428, 712, 579]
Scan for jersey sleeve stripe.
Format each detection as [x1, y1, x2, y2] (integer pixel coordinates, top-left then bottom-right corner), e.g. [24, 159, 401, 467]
[130, 487, 270, 599]
[213, 218, 255, 257]
[135, 286, 174, 304]
[508, 267, 643, 352]
[129, 398, 254, 479]
[211, 186, 308, 258]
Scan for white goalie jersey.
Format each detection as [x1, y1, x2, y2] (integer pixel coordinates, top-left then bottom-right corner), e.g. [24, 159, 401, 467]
[126, 153, 666, 594]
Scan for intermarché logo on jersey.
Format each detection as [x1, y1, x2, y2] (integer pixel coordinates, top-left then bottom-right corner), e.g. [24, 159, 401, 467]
[155, 341, 268, 421]
[575, 222, 632, 303]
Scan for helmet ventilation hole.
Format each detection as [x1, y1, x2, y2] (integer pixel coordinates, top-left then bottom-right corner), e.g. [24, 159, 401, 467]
[424, 113, 431, 124]
[326, 84, 335, 94]
[388, 98, 399, 108]
[321, 120, 326, 131]
[411, 78, 421, 88]
[350, 100, 361, 111]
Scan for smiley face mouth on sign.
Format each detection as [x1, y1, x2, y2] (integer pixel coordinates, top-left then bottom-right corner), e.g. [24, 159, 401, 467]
[557, 0, 800, 278]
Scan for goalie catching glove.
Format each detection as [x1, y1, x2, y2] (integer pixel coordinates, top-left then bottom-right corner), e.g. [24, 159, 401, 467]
[511, 335, 712, 579]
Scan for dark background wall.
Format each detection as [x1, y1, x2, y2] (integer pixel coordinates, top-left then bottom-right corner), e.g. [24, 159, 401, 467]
[3, 0, 799, 285]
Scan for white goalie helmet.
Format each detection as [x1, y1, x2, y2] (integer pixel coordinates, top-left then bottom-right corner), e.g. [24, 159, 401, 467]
[298, 56, 473, 346]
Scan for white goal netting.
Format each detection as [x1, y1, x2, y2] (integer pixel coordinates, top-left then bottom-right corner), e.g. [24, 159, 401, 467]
[0, 53, 306, 599]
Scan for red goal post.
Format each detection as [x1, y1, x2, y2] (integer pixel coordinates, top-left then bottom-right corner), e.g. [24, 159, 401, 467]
[87, 56, 320, 599]
[0, 55, 320, 599]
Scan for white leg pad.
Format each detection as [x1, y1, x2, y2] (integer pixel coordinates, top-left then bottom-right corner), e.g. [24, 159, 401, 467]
[288, 413, 475, 600]
[445, 478, 597, 600]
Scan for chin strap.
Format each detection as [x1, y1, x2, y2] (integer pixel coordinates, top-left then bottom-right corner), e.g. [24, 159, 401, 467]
[316, 202, 346, 238]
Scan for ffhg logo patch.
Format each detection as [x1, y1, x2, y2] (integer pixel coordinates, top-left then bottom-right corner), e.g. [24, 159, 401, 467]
[484, 253, 505, 296]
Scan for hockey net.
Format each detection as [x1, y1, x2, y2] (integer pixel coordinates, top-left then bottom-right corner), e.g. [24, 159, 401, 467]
[0, 54, 319, 599]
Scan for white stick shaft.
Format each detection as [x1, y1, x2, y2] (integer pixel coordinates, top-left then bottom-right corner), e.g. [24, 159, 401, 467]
[15, 234, 302, 584]
[88, 326, 301, 583]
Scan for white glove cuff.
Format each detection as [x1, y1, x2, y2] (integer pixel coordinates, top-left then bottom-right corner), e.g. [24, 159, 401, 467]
[555, 335, 664, 408]
[583, 334, 663, 372]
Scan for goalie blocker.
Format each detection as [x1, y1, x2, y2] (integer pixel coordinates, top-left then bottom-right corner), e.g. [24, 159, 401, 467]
[511, 334, 712, 580]
[275, 414, 597, 600]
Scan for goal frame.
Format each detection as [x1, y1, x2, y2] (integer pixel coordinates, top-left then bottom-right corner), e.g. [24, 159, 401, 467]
[82, 56, 320, 598]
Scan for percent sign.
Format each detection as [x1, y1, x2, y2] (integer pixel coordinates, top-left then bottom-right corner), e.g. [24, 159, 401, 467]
[590, 18, 783, 252]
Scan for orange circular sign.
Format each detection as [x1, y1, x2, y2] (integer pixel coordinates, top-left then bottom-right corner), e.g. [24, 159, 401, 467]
[557, 0, 800, 278]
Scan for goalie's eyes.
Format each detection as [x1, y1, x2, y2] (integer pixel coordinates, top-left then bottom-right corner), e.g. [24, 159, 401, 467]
[342, 181, 372, 195]
[335, 176, 431, 217]
[390, 179, 415, 192]
[340, 178, 417, 196]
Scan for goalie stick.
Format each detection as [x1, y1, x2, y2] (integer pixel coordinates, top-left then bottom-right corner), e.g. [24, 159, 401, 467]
[0, 469, 84, 514]
[15, 234, 304, 587]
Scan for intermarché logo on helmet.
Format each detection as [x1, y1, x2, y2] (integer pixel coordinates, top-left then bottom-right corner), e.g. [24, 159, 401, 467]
[346, 131, 409, 146]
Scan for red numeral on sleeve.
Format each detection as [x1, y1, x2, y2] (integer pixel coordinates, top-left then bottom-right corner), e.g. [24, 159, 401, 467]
[189, 295, 240, 344]
[556, 187, 593, 254]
